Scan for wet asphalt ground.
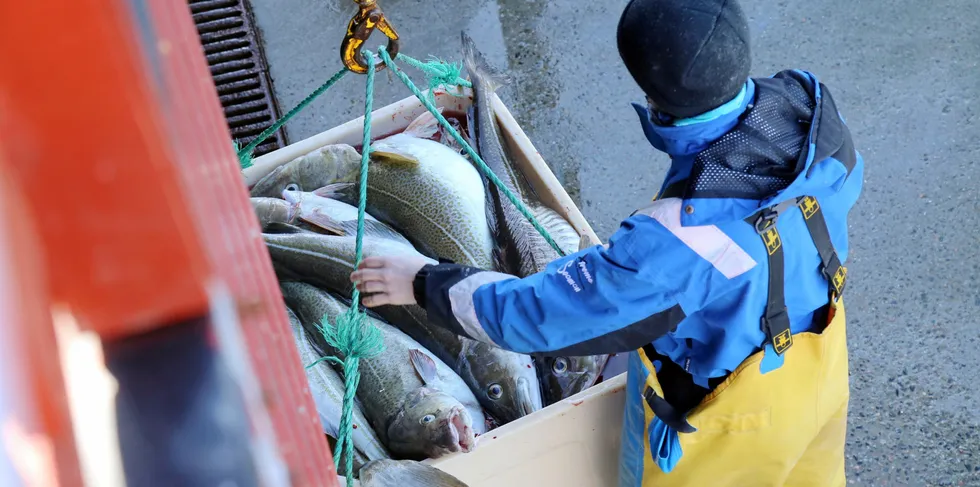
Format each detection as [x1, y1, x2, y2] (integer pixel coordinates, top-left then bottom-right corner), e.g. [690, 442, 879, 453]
[250, 0, 980, 484]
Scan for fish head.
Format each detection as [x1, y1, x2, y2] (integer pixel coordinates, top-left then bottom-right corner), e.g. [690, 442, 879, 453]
[250, 144, 361, 198]
[457, 341, 543, 423]
[282, 182, 356, 205]
[280, 188, 306, 205]
[386, 387, 476, 459]
[538, 355, 609, 405]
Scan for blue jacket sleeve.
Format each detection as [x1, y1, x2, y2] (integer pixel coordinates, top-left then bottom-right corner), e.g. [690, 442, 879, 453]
[416, 216, 689, 356]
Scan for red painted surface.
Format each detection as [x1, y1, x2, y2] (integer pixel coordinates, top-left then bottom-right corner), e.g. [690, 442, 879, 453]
[0, 0, 335, 484]
[0, 170, 82, 487]
[140, 2, 334, 483]
[0, 0, 212, 338]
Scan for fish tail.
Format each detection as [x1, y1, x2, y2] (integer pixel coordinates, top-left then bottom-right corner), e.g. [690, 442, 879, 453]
[460, 31, 510, 90]
[312, 182, 356, 199]
[403, 108, 444, 140]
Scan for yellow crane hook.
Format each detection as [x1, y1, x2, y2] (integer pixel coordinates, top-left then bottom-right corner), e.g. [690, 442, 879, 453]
[341, 0, 400, 73]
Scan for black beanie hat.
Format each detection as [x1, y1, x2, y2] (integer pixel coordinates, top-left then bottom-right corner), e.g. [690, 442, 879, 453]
[617, 0, 751, 119]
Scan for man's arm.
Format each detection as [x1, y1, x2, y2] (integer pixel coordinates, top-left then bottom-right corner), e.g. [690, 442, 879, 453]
[352, 199, 759, 356]
[414, 218, 688, 356]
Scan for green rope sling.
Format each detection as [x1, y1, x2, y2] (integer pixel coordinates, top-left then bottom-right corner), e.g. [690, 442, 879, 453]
[239, 47, 567, 485]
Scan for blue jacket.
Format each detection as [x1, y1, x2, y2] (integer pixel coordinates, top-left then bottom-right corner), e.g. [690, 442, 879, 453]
[417, 70, 863, 386]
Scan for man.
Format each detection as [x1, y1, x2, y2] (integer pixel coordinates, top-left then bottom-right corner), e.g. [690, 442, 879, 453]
[349, 0, 863, 484]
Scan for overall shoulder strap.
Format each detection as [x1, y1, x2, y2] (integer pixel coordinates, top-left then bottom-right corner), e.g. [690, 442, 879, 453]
[747, 198, 798, 356]
[796, 196, 847, 301]
[747, 195, 848, 357]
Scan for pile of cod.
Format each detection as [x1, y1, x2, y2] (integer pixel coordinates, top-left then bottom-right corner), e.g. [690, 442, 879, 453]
[248, 36, 609, 472]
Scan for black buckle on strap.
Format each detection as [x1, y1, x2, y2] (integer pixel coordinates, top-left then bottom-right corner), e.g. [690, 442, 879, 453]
[753, 208, 778, 235]
[762, 307, 793, 355]
[642, 386, 697, 434]
[823, 253, 847, 298]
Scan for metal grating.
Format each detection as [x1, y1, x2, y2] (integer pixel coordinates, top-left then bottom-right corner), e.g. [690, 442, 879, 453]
[188, 0, 287, 157]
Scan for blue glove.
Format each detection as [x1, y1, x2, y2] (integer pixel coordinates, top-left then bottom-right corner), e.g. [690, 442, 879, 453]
[649, 416, 683, 473]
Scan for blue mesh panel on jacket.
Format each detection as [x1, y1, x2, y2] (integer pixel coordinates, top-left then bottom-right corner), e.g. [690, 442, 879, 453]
[689, 78, 817, 199]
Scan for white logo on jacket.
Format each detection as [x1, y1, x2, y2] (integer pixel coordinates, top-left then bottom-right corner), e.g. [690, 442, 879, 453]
[557, 260, 581, 293]
[578, 261, 594, 284]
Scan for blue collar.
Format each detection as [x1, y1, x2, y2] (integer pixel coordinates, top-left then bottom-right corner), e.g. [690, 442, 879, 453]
[631, 79, 756, 157]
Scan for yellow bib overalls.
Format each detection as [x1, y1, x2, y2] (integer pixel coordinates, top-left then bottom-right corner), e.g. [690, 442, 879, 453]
[619, 195, 850, 487]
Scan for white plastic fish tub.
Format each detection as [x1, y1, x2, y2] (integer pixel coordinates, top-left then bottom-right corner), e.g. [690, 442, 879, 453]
[244, 88, 626, 486]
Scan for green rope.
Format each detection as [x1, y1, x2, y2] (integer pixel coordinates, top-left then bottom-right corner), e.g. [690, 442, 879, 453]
[306, 51, 384, 486]
[378, 46, 566, 257]
[395, 53, 472, 103]
[236, 67, 349, 169]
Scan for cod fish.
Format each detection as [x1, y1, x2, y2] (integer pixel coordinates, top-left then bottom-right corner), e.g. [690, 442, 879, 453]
[282, 185, 413, 247]
[463, 32, 608, 404]
[264, 232, 542, 424]
[285, 306, 389, 471]
[281, 282, 484, 460]
[264, 232, 435, 297]
[329, 112, 494, 269]
[537, 354, 610, 405]
[395, 321, 543, 425]
[251, 197, 329, 234]
[249, 143, 363, 197]
[359, 459, 469, 487]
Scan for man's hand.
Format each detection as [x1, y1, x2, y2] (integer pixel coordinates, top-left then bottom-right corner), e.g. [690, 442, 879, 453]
[349, 255, 429, 307]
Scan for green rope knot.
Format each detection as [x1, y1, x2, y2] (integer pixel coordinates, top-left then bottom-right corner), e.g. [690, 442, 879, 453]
[306, 306, 385, 372]
[316, 306, 383, 485]
[233, 140, 254, 171]
[396, 53, 472, 102]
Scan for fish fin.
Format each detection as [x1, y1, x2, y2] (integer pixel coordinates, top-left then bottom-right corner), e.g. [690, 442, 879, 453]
[531, 205, 581, 256]
[403, 109, 444, 140]
[362, 220, 413, 246]
[332, 219, 406, 245]
[465, 106, 478, 152]
[408, 349, 438, 384]
[578, 234, 593, 252]
[596, 354, 611, 372]
[461, 32, 510, 90]
[299, 210, 347, 235]
[264, 222, 314, 235]
[369, 150, 420, 166]
[312, 182, 356, 199]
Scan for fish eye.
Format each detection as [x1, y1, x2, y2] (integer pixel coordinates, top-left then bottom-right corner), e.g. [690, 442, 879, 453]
[487, 383, 503, 400]
[419, 414, 435, 425]
[552, 358, 569, 375]
[285, 183, 300, 192]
